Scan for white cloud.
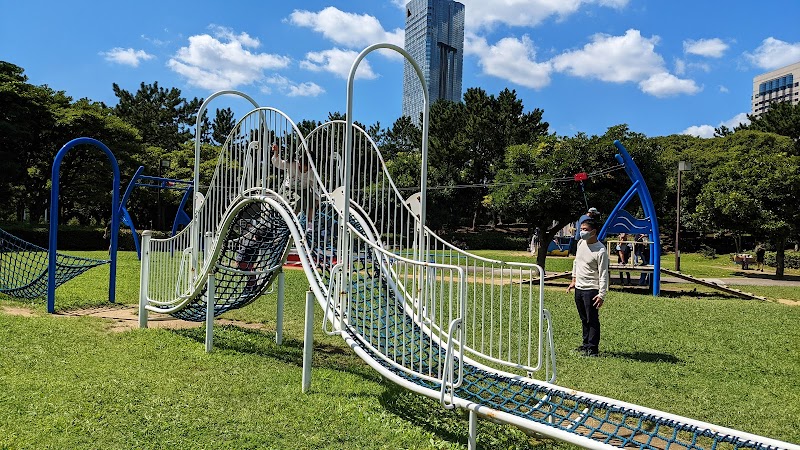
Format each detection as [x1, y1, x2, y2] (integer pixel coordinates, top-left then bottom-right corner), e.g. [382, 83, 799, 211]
[100, 48, 154, 67]
[300, 48, 377, 80]
[262, 74, 325, 98]
[468, 34, 551, 89]
[674, 58, 686, 75]
[167, 25, 290, 90]
[550, 29, 698, 97]
[288, 7, 404, 49]
[682, 125, 716, 138]
[552, 30, 664, 83]
[722, 112, 750, 129]
[744, 37, 800, 70]
[140, 35, 169, 46]
[683, 38, 728, 58]
[682, 112, 751, 138]
[457, 0, 629, 31]
[288, 82, 325, 97]
[719, 85, 729, 93]
[639, 72, 701, 97]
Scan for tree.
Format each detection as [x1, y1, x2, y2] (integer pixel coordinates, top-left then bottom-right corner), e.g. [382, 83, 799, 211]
[490, 137, 584, 268]
[52, 98, 142, 225]
[741, 101, 800, 159]
[692, 131, 800, 277]
[112, 81, 202, 151]
[745, 101, 800, 148]
[212, 107, 235, 145]
[0, 61, 63, 220]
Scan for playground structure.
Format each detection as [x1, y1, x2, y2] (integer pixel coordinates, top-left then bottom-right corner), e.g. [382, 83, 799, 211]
[135, 44, 798, 450]
[0, 225, 108, 299]
[119, 165, 195, 259]
[0, 138, 120, 311]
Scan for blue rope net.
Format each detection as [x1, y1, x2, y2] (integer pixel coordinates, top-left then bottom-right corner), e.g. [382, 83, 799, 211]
[0, 227, 108, 299]
[170, 202, 292, 321]
[341, 239, 783, 450]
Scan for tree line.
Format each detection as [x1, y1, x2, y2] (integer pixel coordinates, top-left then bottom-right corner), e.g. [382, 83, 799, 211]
[2, 60, 799, 276]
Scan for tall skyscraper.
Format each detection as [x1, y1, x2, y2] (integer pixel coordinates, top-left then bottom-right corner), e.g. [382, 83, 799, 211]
[402, 0, 465, 124]
[751, 61, 800, 117]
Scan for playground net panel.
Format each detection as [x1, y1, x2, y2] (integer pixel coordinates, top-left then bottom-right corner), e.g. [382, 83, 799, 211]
[0, 227, 108, 299]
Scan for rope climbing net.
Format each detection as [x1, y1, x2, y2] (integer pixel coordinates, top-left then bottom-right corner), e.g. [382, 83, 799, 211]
[0, 227, 108, 299]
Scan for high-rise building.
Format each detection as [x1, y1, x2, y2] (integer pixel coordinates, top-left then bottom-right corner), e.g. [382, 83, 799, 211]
[751, 61, 800, 117]
[402, 0, 465, 124]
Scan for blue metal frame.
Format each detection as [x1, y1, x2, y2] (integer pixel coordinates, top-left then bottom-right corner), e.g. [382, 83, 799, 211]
[118, 166, 193, 258]
[48, 137, 121, 312]
[598, 140, 661, 296]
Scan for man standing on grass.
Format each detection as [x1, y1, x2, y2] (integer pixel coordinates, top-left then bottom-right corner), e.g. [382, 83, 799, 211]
[566, 219, 609, 357]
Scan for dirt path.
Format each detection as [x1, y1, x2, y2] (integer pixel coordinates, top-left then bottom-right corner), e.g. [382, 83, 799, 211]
[0, 304, 268, 333]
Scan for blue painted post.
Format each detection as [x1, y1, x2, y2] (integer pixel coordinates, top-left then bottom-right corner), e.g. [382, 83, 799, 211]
[48, 137, 121, 313]
[612, 141, 661, 296]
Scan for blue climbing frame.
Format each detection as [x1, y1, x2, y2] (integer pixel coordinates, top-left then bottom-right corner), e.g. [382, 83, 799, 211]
[598, 140, 662, 296]
[48, 137, 121, 313]
[118, 166, 194, 259]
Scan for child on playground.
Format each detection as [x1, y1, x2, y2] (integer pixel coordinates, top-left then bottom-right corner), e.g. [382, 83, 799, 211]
[616, 233, 632, 286]
[271, 142, 316, 232]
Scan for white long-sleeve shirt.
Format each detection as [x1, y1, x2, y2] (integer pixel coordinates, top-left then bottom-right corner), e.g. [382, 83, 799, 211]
[572, 239, 609, 298]
[271, 153, 311, 190]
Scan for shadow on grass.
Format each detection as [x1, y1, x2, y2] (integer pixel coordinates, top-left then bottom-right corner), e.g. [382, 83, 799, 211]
[170, 325, 379, 382]
[657, 289, 739, 300]
[379, 384, 554, 450]
[607, 351, 681, 364]
[729, 271, 800, 282]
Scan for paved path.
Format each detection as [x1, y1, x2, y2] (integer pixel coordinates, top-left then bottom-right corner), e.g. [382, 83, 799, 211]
[545, 272, 800, 287]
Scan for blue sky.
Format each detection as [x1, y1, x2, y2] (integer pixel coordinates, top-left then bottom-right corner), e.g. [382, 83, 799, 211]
[3, 0, 800, 138]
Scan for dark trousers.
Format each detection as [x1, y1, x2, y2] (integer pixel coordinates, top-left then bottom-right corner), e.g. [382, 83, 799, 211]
[574, 288, 600, 352]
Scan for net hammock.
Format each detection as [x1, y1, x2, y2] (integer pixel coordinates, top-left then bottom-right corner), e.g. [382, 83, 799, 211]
[0, 227, 108, 299]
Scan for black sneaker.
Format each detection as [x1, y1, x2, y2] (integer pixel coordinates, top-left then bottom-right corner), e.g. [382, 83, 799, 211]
[573, 346, 587, 353]
[586, 350, 600, 357]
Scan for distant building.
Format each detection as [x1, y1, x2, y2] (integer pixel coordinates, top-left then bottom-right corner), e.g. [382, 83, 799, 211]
[751, 61, 800, 117]
[402, 0, 465, 124]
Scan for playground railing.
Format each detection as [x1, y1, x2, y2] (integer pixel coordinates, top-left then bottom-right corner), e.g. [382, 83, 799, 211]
[305, 120, 553, 382]
[325, 222, 468, 401]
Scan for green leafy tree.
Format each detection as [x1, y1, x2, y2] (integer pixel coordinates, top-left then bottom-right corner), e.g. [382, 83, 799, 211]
[112, 81, 202, 151]
[52, 98, 142, 225]
[491, 137, 583, 268]
[692, 130, 800, 277]
[212, 107, 236, 145]
[381, 115, 421, 161]
[744, 101, 800, 149]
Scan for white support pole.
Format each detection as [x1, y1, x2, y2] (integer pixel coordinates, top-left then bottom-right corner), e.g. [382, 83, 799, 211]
[302, 290, 314, 393]
[205, 271, 216, 353]
[138, 231, 151, 329]
[468, 410, 477, 450]
[276, 270, 285, 345]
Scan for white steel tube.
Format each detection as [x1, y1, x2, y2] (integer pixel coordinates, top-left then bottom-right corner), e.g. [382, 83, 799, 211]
[302, 290, 314, 393]
[276, 270, 285, 345]
[138, 230, 151, 328]
[205, 270, 215, 353]
[468, 410, 477, 450]
[191, 90, 260, 288]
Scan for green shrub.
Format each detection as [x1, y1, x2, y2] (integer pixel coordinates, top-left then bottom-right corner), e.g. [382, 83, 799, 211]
[698, 244, 717, 259]
[0, 224, 170, 251]
[764, 251, 800, 269]
[443, 230, 528, 250]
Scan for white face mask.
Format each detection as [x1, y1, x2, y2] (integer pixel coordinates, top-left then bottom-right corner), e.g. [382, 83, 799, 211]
[579, 230, 593, 240]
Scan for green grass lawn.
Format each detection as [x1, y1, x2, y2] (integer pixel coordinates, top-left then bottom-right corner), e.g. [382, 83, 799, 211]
[1, 251, 799, 449]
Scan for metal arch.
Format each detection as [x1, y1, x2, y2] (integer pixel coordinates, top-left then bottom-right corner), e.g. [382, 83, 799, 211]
[598, 140, 662, 296]
[48, 137, 121, 312]
[191, 90, 260, 284]
[343, 42, 431, 291]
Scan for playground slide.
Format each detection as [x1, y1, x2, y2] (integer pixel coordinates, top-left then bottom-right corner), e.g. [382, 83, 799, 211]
[139, 107, 798, 450]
